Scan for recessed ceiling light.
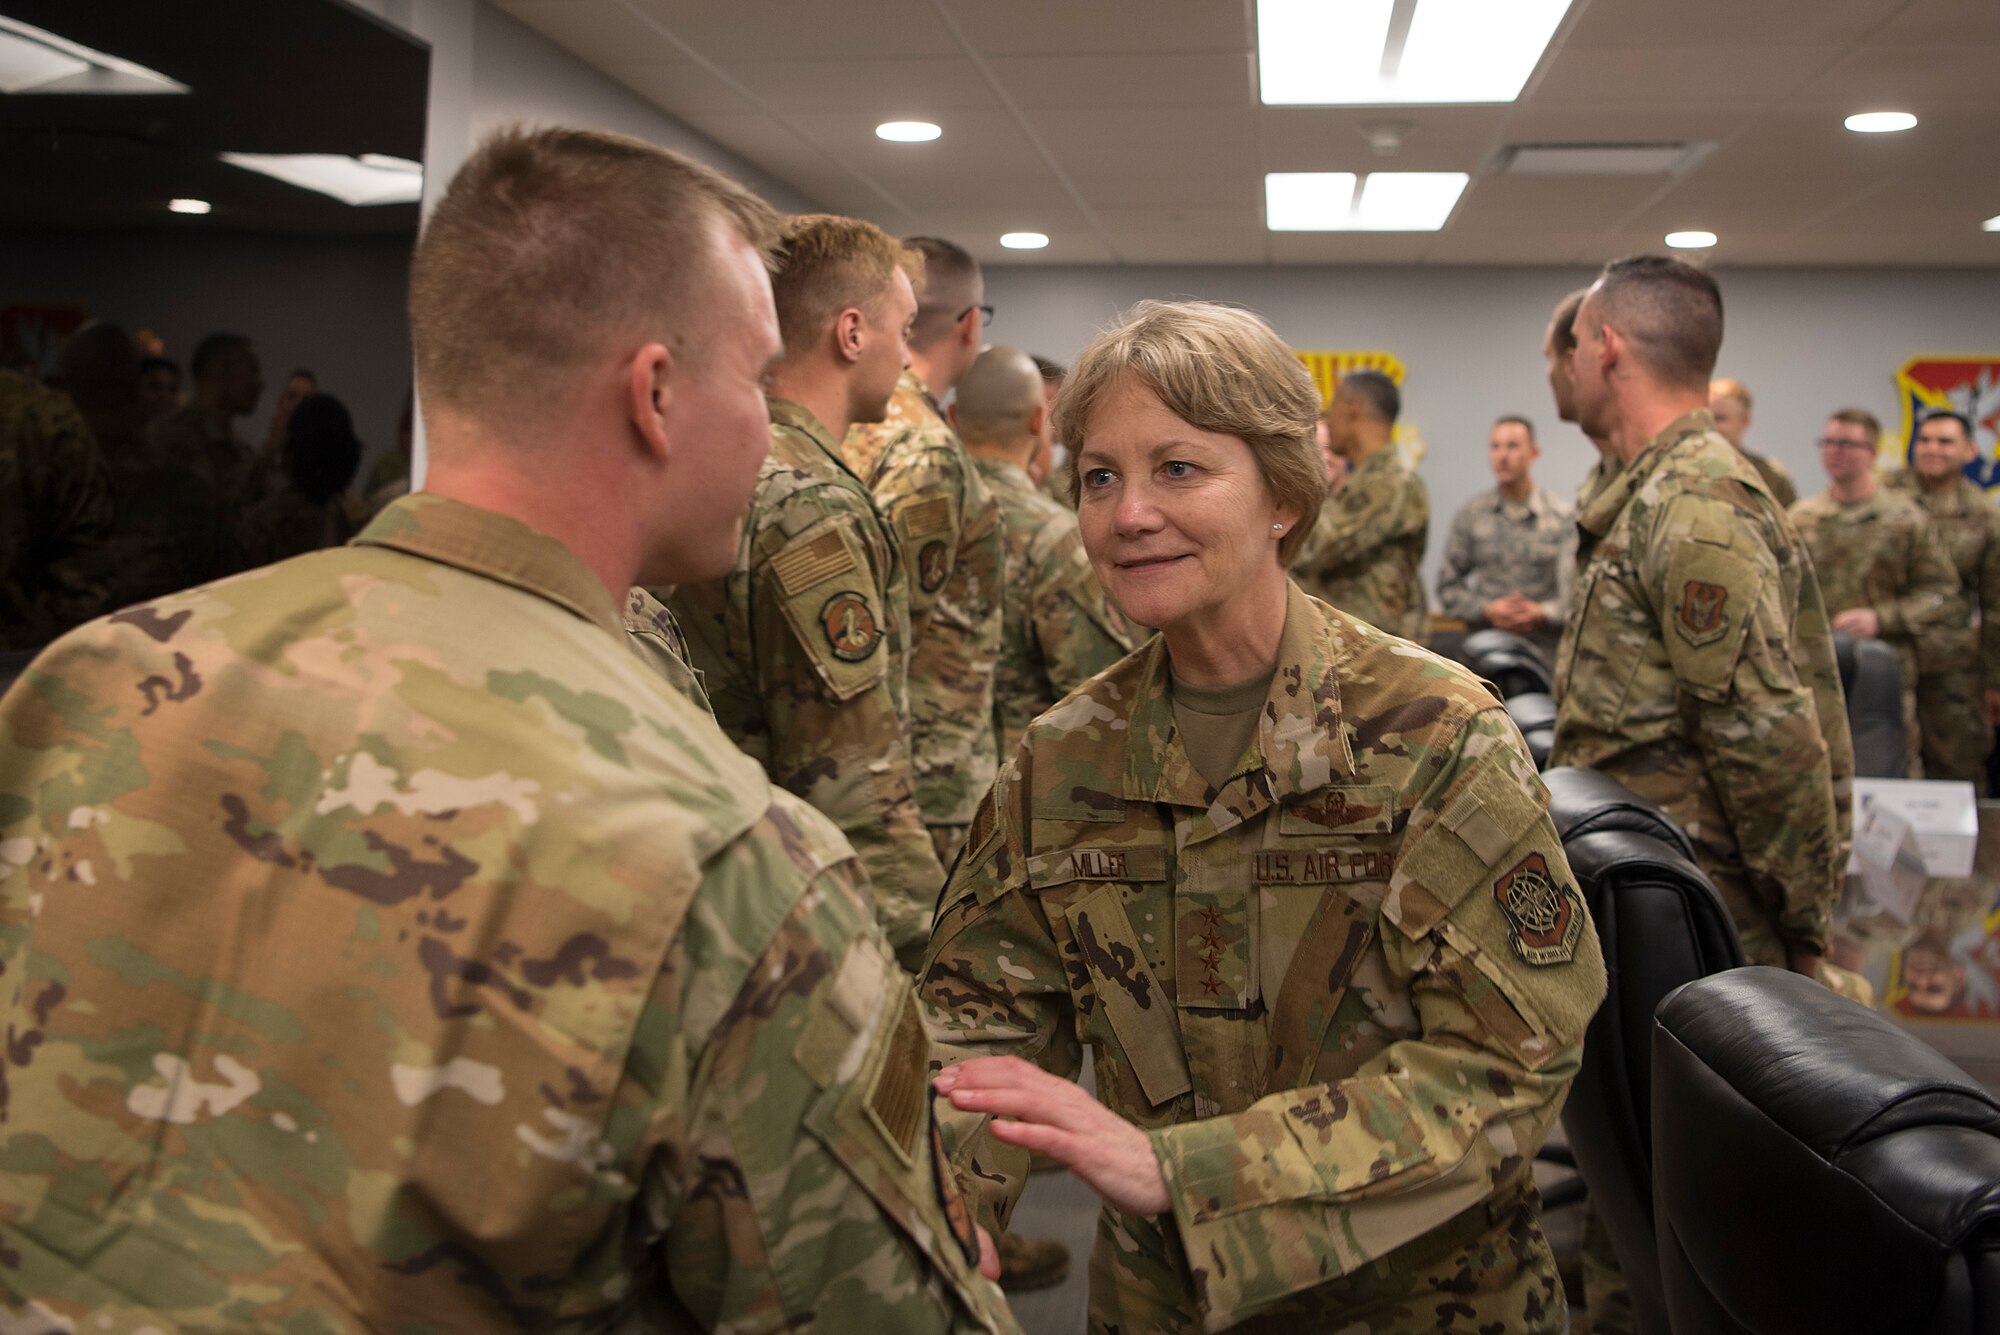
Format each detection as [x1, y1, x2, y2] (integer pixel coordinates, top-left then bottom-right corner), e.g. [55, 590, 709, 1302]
[219, 152, 423, 206]
[167, 198, 211, 215]
[1665, 230, 1717, 249]
[1258, 0, 1574, 105]
[999, 232, 1049, 250]
[1265, 171, 1467, 231]
[0, 16, 187, 94]
[1845, 111, 1917, 133]
[1983, 215, 2000, 233]
[875, 121, 941, 143]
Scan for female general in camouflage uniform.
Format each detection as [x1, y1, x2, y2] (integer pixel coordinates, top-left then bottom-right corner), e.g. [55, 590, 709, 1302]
[922, 301, 1606, 1333]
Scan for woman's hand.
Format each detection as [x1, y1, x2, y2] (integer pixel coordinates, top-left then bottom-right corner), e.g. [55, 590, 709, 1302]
[934, 1056, 1171, 1217]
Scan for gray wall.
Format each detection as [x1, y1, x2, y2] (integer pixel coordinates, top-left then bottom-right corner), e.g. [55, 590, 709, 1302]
[983, 263, 2000, 589]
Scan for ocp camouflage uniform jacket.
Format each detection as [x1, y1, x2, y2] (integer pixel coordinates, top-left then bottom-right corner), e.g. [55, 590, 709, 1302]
[974, 454, 1140, 758]
[1552, 409, 1853, 965]
[1788, 484, 1960, 773]
[1434, 484, 1574, 661]
[846, 372, 1003, 853]
[924, 581, 1605, 1334]
[0, 369, 114, 651]
[144, 398, 256, 508]
[1883, 470, 2000, 689]
[1291, 445, 1430, 644]
[0, 494, 1015, 1334]
[665, 397, 945, 968]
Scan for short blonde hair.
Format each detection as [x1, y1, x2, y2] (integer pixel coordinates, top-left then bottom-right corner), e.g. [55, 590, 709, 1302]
[1054, 300, 1325, 563]
[411, 125, 781, 424]
[771, 215, 923, 360]
[1830, 406, 1882, 440]
[1710, 377, 1753, 411]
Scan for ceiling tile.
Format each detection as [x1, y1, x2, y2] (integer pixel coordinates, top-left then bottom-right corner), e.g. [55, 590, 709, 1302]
[622, 0, 958, 60]
[987, 53, 1253, 110]
[716, 58, 998, 113]
[939, 0, 1249, 56]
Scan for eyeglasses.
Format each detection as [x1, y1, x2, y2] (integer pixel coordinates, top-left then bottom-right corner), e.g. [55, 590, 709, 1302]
[1816, 436, 1877, 451]
[957, 303, 995, 327]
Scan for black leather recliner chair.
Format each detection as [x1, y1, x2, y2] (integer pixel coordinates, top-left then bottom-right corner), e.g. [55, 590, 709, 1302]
[1654, 969, 2000, 1334]
[1833, 630, 1910, 778]
[1542, 766, 1744, 1335]
[1505, 691, 1557, 769]
[1459, 627, 1555, 699]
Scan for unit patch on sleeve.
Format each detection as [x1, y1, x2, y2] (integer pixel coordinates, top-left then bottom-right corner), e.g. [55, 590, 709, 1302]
[1676, 579, 1729, 647]
[917, 539, 949, 593]
[819, 590, 882, 663]
[1491, 851, 1583, 966]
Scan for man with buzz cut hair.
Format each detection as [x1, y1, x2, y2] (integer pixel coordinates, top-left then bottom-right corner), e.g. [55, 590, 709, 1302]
[952, 344, 1139, 757]
[666, 214, 948, 969]
[1886, 409, 2000, 786]
[146, 329, 263, 507]
[1790, 406, 1960, 777]
[0, 129, 1015, 1332]
[1551, 255, 1853, 1335]
[1436, 412, 1575, 660]
[843, 236, 1004, 870]
[1555, 254, 1851, 972]
[1709, 376, 1798, 507]
[1291, 367, 1430, 643]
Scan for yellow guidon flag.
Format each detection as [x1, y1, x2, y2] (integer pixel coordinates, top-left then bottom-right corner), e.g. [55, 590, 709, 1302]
[1294, 350, 1407, 411]
[1295, 350, 1423, 465]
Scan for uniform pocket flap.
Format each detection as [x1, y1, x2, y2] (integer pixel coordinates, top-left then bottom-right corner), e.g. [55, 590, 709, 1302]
[1065, 885, 1190, 1108]
[1384, 759, 1547, 939]
[770, 523, 891, 705]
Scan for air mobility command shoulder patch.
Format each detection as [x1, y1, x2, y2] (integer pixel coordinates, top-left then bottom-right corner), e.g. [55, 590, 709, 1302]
[819, 591, 882, 663]
[1492, 851, 1583, 967]
[1676, 579, 1729, 647]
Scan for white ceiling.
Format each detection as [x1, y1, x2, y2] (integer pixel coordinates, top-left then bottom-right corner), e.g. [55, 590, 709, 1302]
[492, 0, 2000, 267]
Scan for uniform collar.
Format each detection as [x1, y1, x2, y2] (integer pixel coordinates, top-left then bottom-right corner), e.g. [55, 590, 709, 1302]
[1492, 485, 1549, 519]
[1348, 444, 1399, 480]
[1123, 582, 1354, 832]
[1577, 407, 1715, 537]
[902, 368, 944, 419]
[971, 455, 1034, 493]
[355, 493, 624, 639]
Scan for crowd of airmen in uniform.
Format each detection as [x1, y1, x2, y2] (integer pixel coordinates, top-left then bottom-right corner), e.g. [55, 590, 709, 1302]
[0, 122, 1985, 1333]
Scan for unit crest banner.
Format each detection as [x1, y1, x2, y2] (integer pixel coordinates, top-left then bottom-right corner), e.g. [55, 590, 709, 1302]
[1894, 356, 2000, 491]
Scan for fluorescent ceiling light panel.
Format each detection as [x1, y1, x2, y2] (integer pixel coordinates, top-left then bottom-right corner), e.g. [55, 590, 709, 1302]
[220, 152, 424, 207]
[0, 17, 187, 94]
[1266, 173, 1358, 230]
[1982, 215, 2000, 233]
[1259, 0, 1572, 105]
[1266, 171, 1465, 230]
[876, 121, 941, 142]
[167, 198, 211, 215]
[1664, 230, 1717, 249]
[1000, 232, 1049, 250]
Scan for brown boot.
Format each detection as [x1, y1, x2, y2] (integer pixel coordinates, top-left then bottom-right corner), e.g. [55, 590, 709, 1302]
[997, 1232, 1070, 1293]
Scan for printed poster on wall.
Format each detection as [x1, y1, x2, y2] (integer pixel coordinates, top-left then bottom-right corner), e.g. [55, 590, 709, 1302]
[1894, 356, 2000, 490]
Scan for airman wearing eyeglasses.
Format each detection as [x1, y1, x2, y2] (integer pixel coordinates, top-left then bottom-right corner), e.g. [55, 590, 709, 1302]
[1789, 407, 1961, 776]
